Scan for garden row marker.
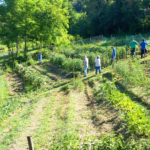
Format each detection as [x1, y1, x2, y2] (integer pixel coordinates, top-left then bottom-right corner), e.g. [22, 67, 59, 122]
[27, 136, 34, 150]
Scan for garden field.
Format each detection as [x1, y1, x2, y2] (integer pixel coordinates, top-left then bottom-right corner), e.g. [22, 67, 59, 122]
[1, 39, 150, 150]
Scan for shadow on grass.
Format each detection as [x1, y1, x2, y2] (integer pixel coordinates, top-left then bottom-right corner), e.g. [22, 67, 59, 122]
[32, 66, 58, 81]
[103, 72, 150, 111]
[84, 83, 130, 139]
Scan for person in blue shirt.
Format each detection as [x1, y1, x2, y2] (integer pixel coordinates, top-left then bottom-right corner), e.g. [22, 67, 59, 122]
[111, 46, 116, 64]
[140, 39, 148, 59]
[38, 53, 42, 64]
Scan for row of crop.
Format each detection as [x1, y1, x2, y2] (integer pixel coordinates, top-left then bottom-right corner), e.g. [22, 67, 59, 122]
[16, 63, 49, 88]
[49, 53, 83, 71]
[60, 44, 126, 58]
[98, 76, 150, 136]
[58, 46, 126, 67]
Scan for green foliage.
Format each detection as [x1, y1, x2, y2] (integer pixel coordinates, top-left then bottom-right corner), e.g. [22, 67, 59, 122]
[69, 0, 149, 37]
[0, 99, 22, 124]
[0, 0, 70, 55]
[114, 59, 150, 87]
[72, 77, 84, 92]
[16, 63, 49, 88]
[49, 52, 83, 71]
[0, 73, 9, 106]
[100, 77, 150, 136]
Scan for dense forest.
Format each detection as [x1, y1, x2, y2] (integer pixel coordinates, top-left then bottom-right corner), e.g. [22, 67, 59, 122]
[0, 0, 150, 48]
[70, 0, 150, 37]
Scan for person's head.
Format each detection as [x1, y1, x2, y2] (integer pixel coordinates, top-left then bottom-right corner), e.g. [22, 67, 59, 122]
[97, 55, 100, 59]
[111, 46, 114, 50]
[40, 53, 42, 55]
[142, 39, 145, 42]
[84, 55, 87, 59]
[132, 38, 134, 41]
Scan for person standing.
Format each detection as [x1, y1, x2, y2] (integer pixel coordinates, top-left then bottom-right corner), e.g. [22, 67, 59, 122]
[95, 55, 101, 74]
[129, 38, 139, 57]
[111, 46, 116, 64]
[140, 39, 148, 59]
[38, 53, 42, 64]
[83, 56, 88, 77]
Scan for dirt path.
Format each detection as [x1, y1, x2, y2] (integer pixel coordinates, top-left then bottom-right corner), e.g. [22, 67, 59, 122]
[8, 96, 53, 150]
[5, 72, 24, 96]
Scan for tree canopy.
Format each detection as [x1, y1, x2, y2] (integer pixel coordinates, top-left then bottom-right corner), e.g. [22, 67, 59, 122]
[0, 0, 70, 53]
[69, 0, 150, 37]
[1, 0, 150, 47]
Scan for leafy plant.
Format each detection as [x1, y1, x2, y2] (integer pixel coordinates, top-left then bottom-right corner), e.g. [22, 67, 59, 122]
[99, 77, 150, 136]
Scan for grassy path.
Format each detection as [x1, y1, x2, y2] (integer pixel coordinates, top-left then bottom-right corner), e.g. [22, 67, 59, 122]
[0, 91, 55, 149]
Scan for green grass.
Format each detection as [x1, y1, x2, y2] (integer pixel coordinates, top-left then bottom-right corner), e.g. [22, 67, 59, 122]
[0, 71, 9, 106]
[2, 39, 150, 149]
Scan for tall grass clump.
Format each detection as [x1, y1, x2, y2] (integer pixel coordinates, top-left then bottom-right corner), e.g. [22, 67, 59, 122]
[114, 59, 150, 87]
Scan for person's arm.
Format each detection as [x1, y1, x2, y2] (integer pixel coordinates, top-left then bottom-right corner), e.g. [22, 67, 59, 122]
[140, 43, 142, 49]
[84, 60, 87, 67]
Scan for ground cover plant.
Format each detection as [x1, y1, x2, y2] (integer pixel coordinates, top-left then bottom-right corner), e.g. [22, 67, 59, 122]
[97, 76, 150, 136]
[16, 63, 50, 89]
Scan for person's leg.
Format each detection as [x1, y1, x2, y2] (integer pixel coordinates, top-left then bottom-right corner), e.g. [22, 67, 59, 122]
[95, 67, 98, 74]
[144, 49, 146, 58]
[84, 66, 87, 76]
[111, 59, 113, 65]
[84, 67, 86, 76]
[99, 66, 101, 74]
[141, 50, 142, 59]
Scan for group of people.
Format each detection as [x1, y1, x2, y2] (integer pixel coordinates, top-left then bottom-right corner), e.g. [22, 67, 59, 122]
[83, 38, 149, 77]
[129, 38, 148, 59]
[38, 38, 148, 77]
[83, 46, 116, 77]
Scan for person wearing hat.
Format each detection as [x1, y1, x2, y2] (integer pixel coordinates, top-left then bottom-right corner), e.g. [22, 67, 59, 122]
[129, 38, 139, 57]
[111, 46, 116, 64]
[140, 39, 148, 59]
[95, 55, 101, 74]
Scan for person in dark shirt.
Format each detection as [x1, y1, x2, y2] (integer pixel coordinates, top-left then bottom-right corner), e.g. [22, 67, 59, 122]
[111, 46, 116, 64]
[140, 39, 148, 59]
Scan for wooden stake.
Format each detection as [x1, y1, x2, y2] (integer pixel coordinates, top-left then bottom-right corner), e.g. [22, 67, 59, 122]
[27, 136, 34, 150]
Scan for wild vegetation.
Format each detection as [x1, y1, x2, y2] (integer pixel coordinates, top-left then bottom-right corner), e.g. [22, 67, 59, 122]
[1, 0, 150, 149]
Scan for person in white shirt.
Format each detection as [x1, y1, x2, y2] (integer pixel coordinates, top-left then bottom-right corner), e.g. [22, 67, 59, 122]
[95, 55, 101, 74]
[83, 56, 88, 77]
